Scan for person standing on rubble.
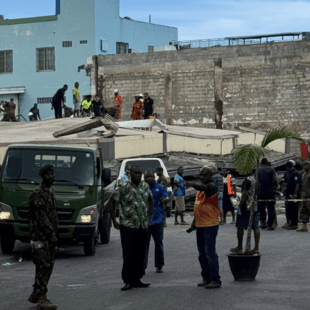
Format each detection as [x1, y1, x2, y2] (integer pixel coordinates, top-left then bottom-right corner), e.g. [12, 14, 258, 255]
[131, 94, 143, 120]
[258, 158, 278, 230]
[143, 93, 154, 119]
[72, 82, 81, 117]
[92, 94, 103, 117]
[52, 85, 68, 119]
[114, 89, 123, 121]
[29, 104, 41, 121]
[2, 98, 17, 122]
[173, 166, 188, 225]
[81, 95, 92, 117]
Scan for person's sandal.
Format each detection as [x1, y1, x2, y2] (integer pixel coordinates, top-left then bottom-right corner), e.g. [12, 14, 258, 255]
[181, 221, 189, 225]
[250, 249, 260, 255]
[230, 247, 243, 254]
[174, 222, 180, 225]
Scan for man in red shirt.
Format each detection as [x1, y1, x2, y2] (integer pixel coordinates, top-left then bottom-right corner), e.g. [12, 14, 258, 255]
[114, 89, 123, 121]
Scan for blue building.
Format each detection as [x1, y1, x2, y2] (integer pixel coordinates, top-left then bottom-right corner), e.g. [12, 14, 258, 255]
[0, 0, 178, 120]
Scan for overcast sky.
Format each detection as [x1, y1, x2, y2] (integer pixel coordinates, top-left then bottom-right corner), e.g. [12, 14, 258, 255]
[1, 0, 309, 40]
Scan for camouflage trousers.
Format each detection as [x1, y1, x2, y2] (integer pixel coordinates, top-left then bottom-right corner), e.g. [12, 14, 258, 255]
[32, 242, 55, 296]
[2, 113, 17, 122]
[299, 197, 310, 224]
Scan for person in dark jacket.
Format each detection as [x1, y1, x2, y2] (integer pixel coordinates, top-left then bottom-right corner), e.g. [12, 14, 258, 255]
[52, 85, 68, 119]
[28, 164, 58, 309]
[258, 158, 278, 230]
[143, 93, 154, 119]
[29, 104, 41, 121]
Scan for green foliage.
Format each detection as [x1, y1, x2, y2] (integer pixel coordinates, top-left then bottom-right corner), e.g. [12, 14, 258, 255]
[233, 126, 305, 175]
[233, 144, 265, 175]
[261, 126, 305, 148]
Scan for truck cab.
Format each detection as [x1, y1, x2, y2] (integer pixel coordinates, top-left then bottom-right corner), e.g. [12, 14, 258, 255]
[0, 144, 112, 256]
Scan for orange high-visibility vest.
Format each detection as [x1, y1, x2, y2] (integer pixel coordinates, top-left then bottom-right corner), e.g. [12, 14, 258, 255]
[227, 174, 235, 196]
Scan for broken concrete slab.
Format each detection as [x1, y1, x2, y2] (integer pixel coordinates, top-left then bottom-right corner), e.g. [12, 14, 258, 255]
[53, 117, 119, 138]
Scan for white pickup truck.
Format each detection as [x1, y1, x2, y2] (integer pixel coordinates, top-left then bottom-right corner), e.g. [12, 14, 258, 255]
[104, 158, 173, 216]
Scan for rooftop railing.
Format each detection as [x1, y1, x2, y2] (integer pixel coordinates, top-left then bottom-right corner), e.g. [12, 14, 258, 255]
[171, 32, 309, 50]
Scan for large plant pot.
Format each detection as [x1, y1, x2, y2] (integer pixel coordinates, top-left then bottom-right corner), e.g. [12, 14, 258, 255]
[227, 254, 261, 281]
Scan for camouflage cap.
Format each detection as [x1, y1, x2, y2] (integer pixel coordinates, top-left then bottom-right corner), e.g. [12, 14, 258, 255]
[39, 164, 55, 177]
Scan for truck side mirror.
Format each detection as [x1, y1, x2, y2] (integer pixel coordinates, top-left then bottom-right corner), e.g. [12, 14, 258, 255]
[102, 168, 111, 186]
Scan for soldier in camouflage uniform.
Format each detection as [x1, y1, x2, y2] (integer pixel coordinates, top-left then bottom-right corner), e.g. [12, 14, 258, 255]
[2, 98, 17, 122]
[28, 164, 58, 309]
[297, 161, 310, 232]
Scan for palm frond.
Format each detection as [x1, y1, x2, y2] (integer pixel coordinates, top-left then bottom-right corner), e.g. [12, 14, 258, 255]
[232, 144, 265, 175]
[261, 126, 305, 148]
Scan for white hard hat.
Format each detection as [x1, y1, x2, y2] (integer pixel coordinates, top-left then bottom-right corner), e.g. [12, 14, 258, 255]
[114, 89, 118, 93]
[28, 112, 33, 116]
[139, 93, 143, 97]
[288, 160, 296, 166]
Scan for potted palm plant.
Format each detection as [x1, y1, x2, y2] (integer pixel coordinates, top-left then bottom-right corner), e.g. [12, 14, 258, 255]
[227, 126, 305, 281]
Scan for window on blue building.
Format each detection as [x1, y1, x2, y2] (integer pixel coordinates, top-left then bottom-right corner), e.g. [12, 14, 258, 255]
[0, 50, 13, 74]
[62, 41, 72, 48]
[80, 40, 88, 45]
[116, 42, 129, 54]
[37, 97, 54, 104]
[36, 48, 55, 72]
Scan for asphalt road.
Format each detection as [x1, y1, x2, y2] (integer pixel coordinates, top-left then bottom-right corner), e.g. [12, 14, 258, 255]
[1, 213, 310, 310]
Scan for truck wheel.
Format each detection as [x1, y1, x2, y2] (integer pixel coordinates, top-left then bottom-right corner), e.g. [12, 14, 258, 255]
[83, 232, 97, 256]
[1, 236, 15, 254]
[166, 207, 171, 218]
[99, 209, 111, 244]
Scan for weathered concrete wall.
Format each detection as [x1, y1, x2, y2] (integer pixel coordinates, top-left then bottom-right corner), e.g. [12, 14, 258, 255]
[87, 39, 310, 132]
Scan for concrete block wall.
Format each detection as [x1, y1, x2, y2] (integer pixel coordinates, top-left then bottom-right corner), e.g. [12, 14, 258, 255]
[89, 40, 310, 132]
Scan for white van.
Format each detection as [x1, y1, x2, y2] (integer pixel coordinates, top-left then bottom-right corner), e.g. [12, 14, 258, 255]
[104, 158, 173, 215]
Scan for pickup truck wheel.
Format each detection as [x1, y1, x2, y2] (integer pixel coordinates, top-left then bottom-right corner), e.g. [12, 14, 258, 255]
[166, 207, 171, 218]
[1, 235, 15, 254]
[83, 231, 98, 256]
[99, 209, 111, 244]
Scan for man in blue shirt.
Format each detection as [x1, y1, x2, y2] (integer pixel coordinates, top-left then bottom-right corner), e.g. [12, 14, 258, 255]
[120, 164, 131, 183]
[144, 170, 170, 273]
[174, 166, 188, 225]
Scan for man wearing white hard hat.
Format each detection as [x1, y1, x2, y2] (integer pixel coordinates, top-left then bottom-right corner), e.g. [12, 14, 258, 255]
[114, 89, 123, 121]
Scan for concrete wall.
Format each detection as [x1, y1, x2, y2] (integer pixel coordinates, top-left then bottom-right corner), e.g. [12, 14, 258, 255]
[238, 132, 286, 153]
[87, 39, 310, 132]
[115, 134, 163, 159]
[0, 0, 178, 120]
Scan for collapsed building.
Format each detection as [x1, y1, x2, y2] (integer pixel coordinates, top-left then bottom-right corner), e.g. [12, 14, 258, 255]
[80, 33, 310, 144]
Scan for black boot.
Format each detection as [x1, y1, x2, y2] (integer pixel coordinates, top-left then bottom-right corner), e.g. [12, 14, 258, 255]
[132, 280, 150, 288]
[121, 283, 133, 291]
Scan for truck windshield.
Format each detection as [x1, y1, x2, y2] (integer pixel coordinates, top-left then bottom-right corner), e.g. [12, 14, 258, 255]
[2, 149, 95, 186]
[125, 160, 161, 172]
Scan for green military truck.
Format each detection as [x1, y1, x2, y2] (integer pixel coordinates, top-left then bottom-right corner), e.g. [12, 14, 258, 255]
[0, 144, 112, 256]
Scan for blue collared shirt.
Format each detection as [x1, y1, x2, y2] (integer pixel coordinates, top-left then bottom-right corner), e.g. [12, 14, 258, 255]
[149, 182, 169, 226]
[120, 173, 129, 183]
